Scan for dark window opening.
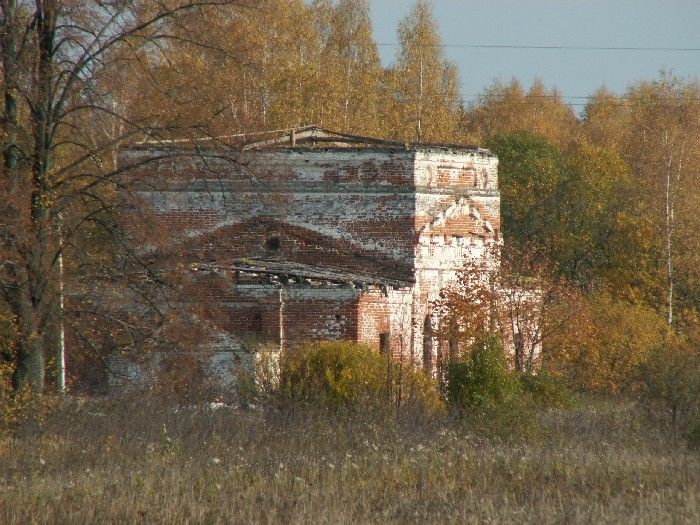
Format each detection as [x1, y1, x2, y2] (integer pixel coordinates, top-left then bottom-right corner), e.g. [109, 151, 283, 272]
[379, 333, 390, 356]
[265, 236, 280, 252]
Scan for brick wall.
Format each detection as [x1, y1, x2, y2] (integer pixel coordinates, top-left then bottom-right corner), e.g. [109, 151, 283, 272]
[188, 277, 363, 350]
[120, 147, 419, 273]
[281, 288, 360, 347]
[357, 288, 413, 360]
[113, 141, 504, 375]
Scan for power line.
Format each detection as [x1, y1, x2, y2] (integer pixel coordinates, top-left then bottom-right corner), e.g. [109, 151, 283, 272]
[377, 43, 700, 52]
[465, 94, 699, 101]
[460, 99, 696, 108]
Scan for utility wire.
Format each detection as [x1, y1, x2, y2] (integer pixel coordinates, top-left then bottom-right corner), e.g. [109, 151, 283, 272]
[458, 92, 700, 108]
[377, 43, 700, 52]
[461, 100, 695, 108]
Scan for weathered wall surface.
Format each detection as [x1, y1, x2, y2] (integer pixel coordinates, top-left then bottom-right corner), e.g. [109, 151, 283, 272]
[107, 350, 278, 396]
[168, 221, 410, 281]
[185, 270, 362, 350]
[357, 288, 413, 359]
[411, 149, 501, 365]
[413, 148, 498, 191]
[279, 287, 361, 346]
[121, 148, 419, 276]
[113, 142, 503, 376]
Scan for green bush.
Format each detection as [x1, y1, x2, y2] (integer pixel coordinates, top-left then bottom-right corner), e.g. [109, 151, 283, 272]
[447, 335, 521, 410]
[638, 339, 700, 443]
[281, 341, 385, 407]
[280, 341, 442, 412]
[447, 336, 539, 437]
[520, 373, 573, 409]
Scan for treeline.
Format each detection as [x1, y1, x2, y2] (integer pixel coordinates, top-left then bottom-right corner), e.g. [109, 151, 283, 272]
[1, 0, 699, 401]
[116, 0, 700, 315]
[128, 0, 700, 394]
[114, 0, 460, 142]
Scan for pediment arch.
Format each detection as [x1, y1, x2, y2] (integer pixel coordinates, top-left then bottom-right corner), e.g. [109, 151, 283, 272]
[419, 196, 495, 242]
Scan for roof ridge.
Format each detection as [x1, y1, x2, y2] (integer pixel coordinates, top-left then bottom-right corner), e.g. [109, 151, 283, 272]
[128, 125, 492, 154]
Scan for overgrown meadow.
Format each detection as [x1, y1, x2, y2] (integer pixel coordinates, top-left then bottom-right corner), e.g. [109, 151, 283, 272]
[1, 397, 698, 524]
[1, 341, 699, 524]
[1, 0, 700, 523]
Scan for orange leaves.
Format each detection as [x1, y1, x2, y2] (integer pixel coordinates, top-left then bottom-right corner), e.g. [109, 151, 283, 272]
[435, 245, 587, 374]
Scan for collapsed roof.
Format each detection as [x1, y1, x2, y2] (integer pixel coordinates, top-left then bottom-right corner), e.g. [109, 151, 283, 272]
[192, 258, 411, 290]
[132, 125, 493, 155]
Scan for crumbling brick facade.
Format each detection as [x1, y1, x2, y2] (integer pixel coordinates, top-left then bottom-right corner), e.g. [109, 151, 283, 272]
[112, 127, 502, 378]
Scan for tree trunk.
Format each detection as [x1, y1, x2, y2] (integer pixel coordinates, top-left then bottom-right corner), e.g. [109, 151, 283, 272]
[13, 328, 45, 392]
[514, 333, 523, 372]
[665, 145, 674, 325]
[416, 56, 423, 142]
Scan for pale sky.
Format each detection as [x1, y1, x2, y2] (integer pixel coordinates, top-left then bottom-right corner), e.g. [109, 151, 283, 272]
[370, 0, 700, 108]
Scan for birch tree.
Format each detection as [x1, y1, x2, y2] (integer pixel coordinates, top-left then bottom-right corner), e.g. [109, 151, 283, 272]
[623, 75, 700, 323]
[466, 79, 577, 147]
[390, 0, 460, 143]
[315, 0, 381, 135]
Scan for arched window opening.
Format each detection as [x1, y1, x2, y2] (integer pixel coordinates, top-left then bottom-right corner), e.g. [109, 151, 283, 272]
[423, 316, 433, 372]
[379, 333, 390, 357]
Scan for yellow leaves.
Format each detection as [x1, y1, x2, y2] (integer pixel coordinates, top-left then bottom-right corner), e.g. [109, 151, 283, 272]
[281, 341, 443, 411]
[549, 293, 667, 394]
[469, 79, 577, 147]
[380, 0, 461, 143]
[106, 0, 467, 142]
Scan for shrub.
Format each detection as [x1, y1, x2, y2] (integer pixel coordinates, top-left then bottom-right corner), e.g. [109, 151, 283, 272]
[280, 341, 442, 412]
[0, 361, 26, 434]
[281, 341, 386, 407]
[520, 373, 573, 409]
[233, 343, 280, 405]
[447, 335, 521, 410]
[446, 336, 538, 437]
[154, 352, 219, 405]
[0, 360, 59, 436]
[392, 361, 445, 415]
[638, 335, 700, 444]
[547, 293, 666, 394]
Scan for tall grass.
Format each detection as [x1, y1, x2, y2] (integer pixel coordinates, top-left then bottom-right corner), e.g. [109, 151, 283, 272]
[1, 397, 698, 524]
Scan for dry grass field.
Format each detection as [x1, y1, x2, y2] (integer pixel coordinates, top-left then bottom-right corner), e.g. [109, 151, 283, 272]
[0, 397, 698, 524]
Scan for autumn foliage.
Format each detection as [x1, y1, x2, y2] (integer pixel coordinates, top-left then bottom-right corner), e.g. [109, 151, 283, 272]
[0, 1, 698, 438]
[280, 341, 443, 414]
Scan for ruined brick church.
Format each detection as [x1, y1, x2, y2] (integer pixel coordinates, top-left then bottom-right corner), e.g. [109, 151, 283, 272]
[104, 127, 501, 387]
